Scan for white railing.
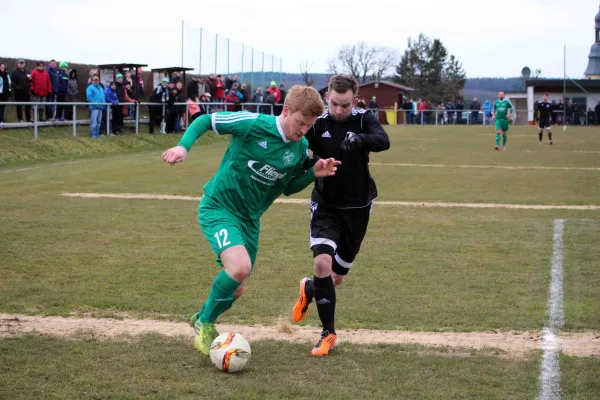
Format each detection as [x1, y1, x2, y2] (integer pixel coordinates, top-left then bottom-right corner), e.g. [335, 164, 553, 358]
[0, 101, 276, 140]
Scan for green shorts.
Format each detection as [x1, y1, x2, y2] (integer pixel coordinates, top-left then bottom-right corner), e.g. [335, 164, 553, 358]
[495, 119, 509, 132]
[198, 196, 260, 267]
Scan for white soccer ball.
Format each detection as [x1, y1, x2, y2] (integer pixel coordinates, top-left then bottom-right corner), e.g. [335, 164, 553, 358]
[209, 332, 251, 373]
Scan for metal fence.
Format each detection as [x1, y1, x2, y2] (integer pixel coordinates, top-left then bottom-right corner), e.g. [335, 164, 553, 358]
[373, 109, 598, 127]
[0, 101, 276, 140]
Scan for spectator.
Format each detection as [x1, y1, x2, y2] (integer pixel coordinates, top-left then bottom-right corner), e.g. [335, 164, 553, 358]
[207, 74, 217, 98]
[174, 81, 186, 132]
[0, 63, 10, 123]
[455, 99, 464, 124]
[123, 81, 138, 119]
[64, 69, 78, 121]
[402, 98, 412, 124]
[266, 81, 281, 106]
[172, 72, 183, 85]
[11, 59, 32, 122]
[186, 94, 201, 124]
[482, 99, 492, 125]
[369, 96, 378, 117]
[587, 108, 596, 125]
[356, 99, 366, 109]
[555, 99, 564, 125]
[264, 89, 277, 114]
[86, 75, 105, 138]
[215, 75, 225, 104]
[275, 84, 287, 115]
[595, 102, 600, 125]
[412, 98, 418, 124]
[46, 59, 60, 120]
[187, 77, 199, 100]
[113, 74, 126, 133]
[437, 102, 445, 124]
[252, 87, 266, 113]
[148, 77, 169, 134]
[239, 84, 249, 110]
[224, 82, 243, 111]
[470, 97, 481, 124]
[30, 61, 52, 122]
[104, 82, 120, 134]
[418, 98, 426, 124]
[55, 62, 69, 121]
[133, 67, 145, 99]
[199, 92, 211, 115]
[445, 101, 455, 124]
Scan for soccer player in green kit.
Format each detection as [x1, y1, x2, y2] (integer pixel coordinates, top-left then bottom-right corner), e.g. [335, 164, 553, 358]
[162, 86, 341, 356]
[492, 91, 513, 151]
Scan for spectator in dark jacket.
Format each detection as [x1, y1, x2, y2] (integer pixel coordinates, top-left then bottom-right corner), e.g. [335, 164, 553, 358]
[104, 82, 121, 134]
[30, 61, 52, 121]
[595, 102, 600, 125]
[148, 77, 169, 134]
[55, 62, 69, 121]
[113, 74, 126, 133]
[0, 63, 11, 123]
[455, 99, 464, 124]
[11, 59, 32, 122]
[65, 69, 78, 120]
[368, 96, 378, 117]
[46, 59, 60, 119]
[470, 97, 481, 124]
[187, 77, 199, 100]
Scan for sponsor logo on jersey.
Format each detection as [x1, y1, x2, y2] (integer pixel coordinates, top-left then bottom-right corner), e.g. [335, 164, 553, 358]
[345, 131, 356, 140]
[321, 131, 331, 138]
[282, 150, 295, 166]
[258, 141, 267, 149]
[247, 160, 287, 185]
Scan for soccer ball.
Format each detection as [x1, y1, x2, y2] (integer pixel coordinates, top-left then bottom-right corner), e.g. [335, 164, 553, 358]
[209, 332, 251, 372]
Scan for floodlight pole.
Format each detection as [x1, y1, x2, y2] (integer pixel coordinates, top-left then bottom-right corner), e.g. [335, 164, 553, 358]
[181, 20, 184, 68]
[563, 45, 567, 124]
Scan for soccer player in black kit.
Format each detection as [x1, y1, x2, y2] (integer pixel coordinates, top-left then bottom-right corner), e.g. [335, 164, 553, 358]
[291, 75, 390, 356]
[537, 92, 553, 145]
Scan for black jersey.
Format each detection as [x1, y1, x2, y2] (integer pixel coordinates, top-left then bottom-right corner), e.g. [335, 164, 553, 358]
[538, 101, 553, 119]
[305, 108, 390, 209]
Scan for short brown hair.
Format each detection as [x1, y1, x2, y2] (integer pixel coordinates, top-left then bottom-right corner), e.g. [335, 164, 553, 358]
[284, 85, 324, 117]
[328, 74, 359, 96]
[543, 92, 549, 96]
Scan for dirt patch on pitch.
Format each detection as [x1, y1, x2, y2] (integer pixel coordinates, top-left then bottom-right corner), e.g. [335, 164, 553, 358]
[1, 314, 598, 358]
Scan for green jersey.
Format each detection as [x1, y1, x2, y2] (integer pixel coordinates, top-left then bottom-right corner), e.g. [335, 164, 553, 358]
[493, 99, 513, 120]
[178, 112, 315, 220]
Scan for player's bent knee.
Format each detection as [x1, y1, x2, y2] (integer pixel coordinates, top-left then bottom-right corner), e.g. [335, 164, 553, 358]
[220, 245, 252, 282]
[314, 254, 333, 277]
[332, 273, 346, 286]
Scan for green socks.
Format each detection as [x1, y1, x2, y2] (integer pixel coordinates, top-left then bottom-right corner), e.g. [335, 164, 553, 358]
[199, 270, 242, 323]
[502, 133, 507, 146]
[495, 133, 501, 146]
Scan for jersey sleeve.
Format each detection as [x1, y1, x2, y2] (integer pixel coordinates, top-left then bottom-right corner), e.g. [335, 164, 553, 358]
[283, 148, 316, 196]
[211, 111, 258, 137]
[358, 112, 390, 152]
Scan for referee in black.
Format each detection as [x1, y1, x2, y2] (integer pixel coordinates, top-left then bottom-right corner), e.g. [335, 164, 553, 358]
[291, 74, 390, 356]
[538, 92, 553, 145]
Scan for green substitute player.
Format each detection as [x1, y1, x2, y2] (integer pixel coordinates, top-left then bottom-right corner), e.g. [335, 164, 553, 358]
[162, 86, 341, 356]
[492, 91, 513, 151]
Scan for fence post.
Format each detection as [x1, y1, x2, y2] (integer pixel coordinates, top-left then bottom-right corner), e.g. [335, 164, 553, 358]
[135, 103, 139, 135]
[34, 105, 38, 141]
[107, 105, 111, 136]
[186, 104, 189, 130]
[73, 105, 77, 136]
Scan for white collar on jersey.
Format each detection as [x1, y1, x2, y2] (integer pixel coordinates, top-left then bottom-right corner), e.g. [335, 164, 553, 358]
[276, 115, 290, 143]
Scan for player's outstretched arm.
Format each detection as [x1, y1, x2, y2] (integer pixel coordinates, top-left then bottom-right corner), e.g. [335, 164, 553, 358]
[176, 114, 213, 152]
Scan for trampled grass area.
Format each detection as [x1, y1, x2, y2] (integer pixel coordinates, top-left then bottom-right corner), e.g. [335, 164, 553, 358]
[1, 124, 599, 398]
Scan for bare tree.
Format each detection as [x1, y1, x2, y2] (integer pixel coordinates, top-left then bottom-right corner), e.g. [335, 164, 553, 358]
[299, 61, 315, 86]
[331, 42, 398, 83]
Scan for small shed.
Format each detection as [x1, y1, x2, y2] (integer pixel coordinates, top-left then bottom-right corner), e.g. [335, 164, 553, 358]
[151, 67, 195, 89]
[97, 63, 148, 95]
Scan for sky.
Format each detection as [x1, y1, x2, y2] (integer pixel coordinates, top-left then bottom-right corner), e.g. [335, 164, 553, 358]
[1, 0, 598, 78]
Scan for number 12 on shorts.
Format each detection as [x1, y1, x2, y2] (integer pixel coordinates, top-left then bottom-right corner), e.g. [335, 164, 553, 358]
[214, 229, 231, 249]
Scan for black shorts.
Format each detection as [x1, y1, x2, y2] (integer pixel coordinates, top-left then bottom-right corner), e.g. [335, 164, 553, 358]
[538, 117, 551, 129]
[309, 201, 372, 276]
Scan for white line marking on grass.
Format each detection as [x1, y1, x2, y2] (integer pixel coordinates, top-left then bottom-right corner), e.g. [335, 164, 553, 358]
[538, 219, 565, 400]
[371, 163, 600, 171]
[61, 193, 600, 211]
